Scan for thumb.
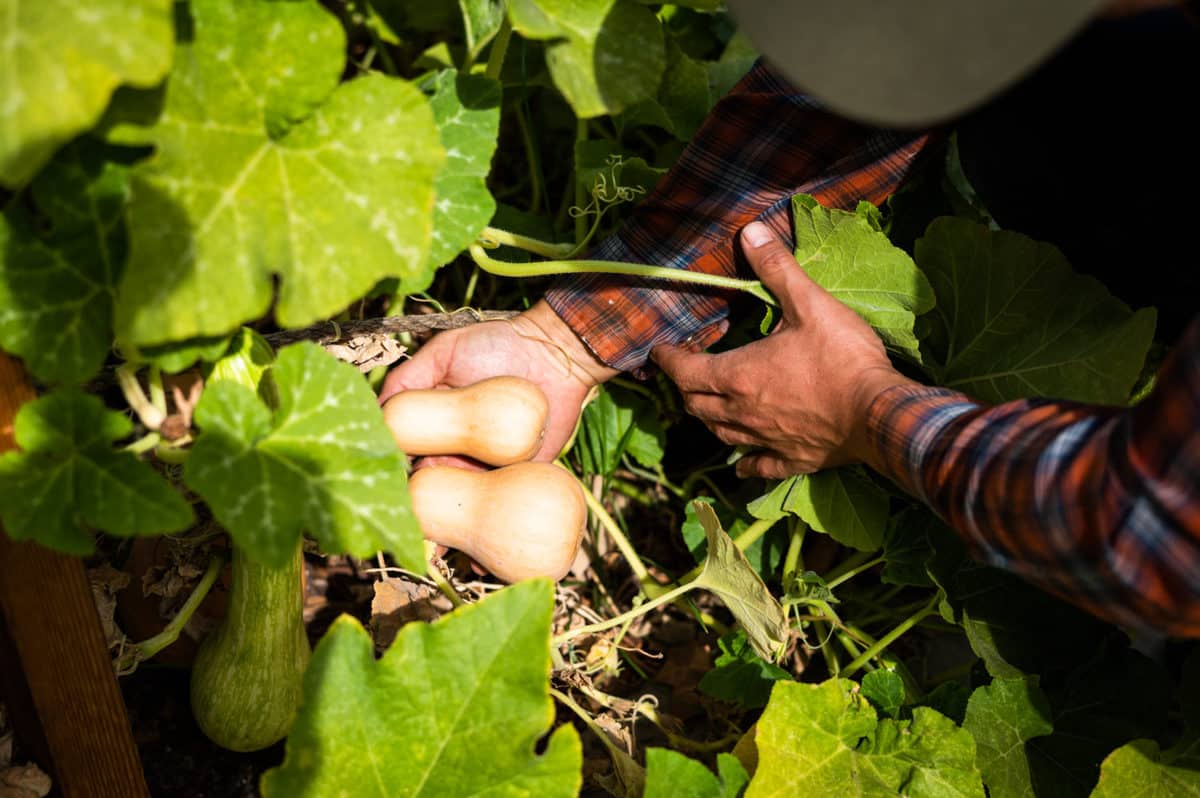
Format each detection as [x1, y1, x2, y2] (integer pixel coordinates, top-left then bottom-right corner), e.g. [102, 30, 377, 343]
[378, 340, 451, 405]
[741, 222, 817, 323]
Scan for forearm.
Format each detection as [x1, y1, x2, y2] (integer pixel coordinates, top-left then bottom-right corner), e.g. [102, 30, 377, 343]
[545, 60, 934, 376]
[864, 317, 1200, 635]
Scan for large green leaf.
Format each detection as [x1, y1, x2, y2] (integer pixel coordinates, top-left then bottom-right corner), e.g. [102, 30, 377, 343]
[963, 678, 1054, 798]
[915, 218, 1156, 403]
[0, 389, 193, 554]
[682, 498, 786, 582]
[577, 383, 664, 476]
[744, 679, 985, 797]
[1090, 737, 1200, 797]
[645, 749, 748, 798]
[111, 0, 444, 348]
[261, 580, 582, 797]
[746, 468, 890, 552]
[507, 0, 665, 118]
[426, 69, 501, 273]
[0, 143, 127, 383]
[792, 194, 936, 362]
[459, 0, 506, 66]
[184, 342, 422, 569]
[690, 501, 789, 663]
[0, 0, 173, 187]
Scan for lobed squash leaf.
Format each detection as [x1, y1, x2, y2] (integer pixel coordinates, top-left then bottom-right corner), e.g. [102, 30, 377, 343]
[184, 342, 423, 570]
[962, 678, 1054, 798]
[261, 580, 582, 797]
[742, 679, 985, 797]
[0, 143, 128, 383]
[0, 0, 174, 188]
[747, 467, 891, 552]
[791, 194, 936, 363]
[426, 69, 501, 274]
[109, 0, 445, 350]
[507, 0, 665, 118]
[644, 749, 749, 798]
[915, 218, 1156, 404]
[0, 389, 193, 554]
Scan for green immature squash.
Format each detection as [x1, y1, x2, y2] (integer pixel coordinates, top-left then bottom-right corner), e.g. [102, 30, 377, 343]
[410, 462, 586, 582]
[382, 376, 549, 465]
[189, 328, 310, 752]
[190, 540, 309, 752]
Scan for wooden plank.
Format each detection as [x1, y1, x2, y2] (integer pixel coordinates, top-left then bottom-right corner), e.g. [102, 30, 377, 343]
[0, 353, 149, 797]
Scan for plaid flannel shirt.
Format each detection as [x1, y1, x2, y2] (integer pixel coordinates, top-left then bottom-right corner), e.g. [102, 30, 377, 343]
[545, 61, 1200, 636]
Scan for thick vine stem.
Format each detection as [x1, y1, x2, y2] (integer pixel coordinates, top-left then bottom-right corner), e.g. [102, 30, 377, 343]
[263, 308, 519, 348]
[114, 554, 224, 674]
[468, 243, 779, 306]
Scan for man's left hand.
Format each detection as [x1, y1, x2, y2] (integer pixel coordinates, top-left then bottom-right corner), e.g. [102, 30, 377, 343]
[651, 222, 914, 479]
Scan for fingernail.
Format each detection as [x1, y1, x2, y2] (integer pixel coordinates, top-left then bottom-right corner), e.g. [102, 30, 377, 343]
[742, 222, 773, 249]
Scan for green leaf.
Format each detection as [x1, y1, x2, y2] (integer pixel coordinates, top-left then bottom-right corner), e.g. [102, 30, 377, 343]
[744, 679, 985, 797]
[792, 194, 936, 362]
[1026, 646, 1173, 797]
[746, 468, 890, 552]
[508, 0, 665, 118]
[645, 749, 749, 798]
[0, 0, 174, 187]
[690, 501, 789, 663]
[459, 0, 505, 66]
[112, 0, 444, 348]
[698, 630, 791, 710]
[861, 669, 906, 719]
[0, 143, 127, 383]
[426, 69, 501, 273]
[880, 505, 937, 588]
[261, 580, 582, 797]
[1091, 737, 1200, 797]
[577, 383, 664, 475]
[962, 678, 1054, 798]
[925, 524, 1113, 680]
[0, 389, 193, 554]
[916, 218, 1156, 403]
[621, 38, 711, 141]
[682, 499, 786, 582]
[184, 342, 423, 569]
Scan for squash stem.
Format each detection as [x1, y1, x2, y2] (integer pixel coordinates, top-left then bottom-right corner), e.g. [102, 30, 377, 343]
[116, 554, 223, 673]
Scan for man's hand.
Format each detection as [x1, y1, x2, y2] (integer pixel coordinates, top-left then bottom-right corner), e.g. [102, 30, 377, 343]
[380, 299, 618, 462]
[651, 222, 915, 479]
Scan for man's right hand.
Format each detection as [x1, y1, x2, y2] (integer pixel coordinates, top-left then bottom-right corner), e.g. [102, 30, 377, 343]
[379, 299, 619, 462]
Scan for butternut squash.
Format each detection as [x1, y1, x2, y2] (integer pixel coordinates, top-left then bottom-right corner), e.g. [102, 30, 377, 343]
[382, 376, 549, 466]
[409, 462, 586, 582]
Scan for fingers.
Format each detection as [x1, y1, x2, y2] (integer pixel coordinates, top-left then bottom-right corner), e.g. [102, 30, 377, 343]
[650, 345, 720, 393]
[741, 222, 819, 323]
[735, 452, 806, 480]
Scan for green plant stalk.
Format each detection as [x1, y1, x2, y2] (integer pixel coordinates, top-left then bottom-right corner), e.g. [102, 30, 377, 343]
[782, 520, 808, 582]
[515, 104, 545, 213]
[825, 555, 886, 591]
[462, 264, 481, 307]
[842, 594, 939, 678]
[574, 119, 588, 244]
[550, 688, 645, 788]
[469, 244, 778, 305]
[116, 364, 165, 430]
[124, 431, 161, 455]
[575, 473, 652, 586]
[484, 17, 512, 80]
[425, 559, 464, 608]
[824, 548, 878, 585]
[147, 366, 167, 417]
[117, 554, 223, 671]
[554, 581, 695, 645]
[360, 8, 397, 75]
[479, 226, 575, 259]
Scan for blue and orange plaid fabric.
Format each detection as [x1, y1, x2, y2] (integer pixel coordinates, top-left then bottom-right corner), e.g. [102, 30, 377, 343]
[545, 60, 1200, 636]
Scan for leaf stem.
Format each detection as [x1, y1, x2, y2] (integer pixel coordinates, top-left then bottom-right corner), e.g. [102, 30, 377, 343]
[554, 581, 695, 645]
[842, 594, 939, 678]
[116, 554, 223, 673]
[116, 364, 166, 431]
[484, 18, 512, 80]
[574, 471, 652, 587]
[825, 555, 885, 591]
[782, 520, 808, 583]
[479, 226, 575, 259]
[468, 244, 778, 305]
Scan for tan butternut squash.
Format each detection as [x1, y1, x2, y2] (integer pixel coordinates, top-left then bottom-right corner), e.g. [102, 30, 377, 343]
[382, 376, 549, 466]
[409, 462, 586, 582]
